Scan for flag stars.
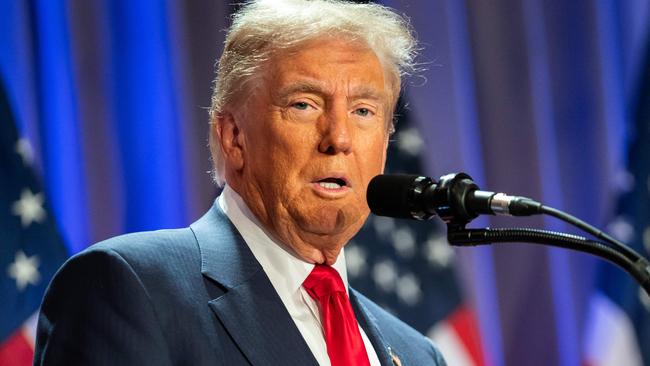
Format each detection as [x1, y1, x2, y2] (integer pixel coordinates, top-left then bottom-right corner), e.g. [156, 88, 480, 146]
[424, 234, 454, 268]
[396, 127, 424, 156]
[372, 216, 396, 238]
[391, 226, 416, 258]
[15, 138, 34, 166]
[396, 273, 422, 306]
[12, 188, 46, 227]
[345, 243, 367, 278]
[373, 259, 398, 292]
[607, 217, 634, 244]
[8, 251, 41, 291]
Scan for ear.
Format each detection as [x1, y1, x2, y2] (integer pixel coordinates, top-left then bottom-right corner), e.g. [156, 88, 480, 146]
[214, 111, 245, 171]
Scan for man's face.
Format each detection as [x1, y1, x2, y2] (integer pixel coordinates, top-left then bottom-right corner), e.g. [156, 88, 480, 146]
[225, 38, 391, 265]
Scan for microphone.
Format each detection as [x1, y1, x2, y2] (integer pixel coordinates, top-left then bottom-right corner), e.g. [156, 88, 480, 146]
[367, 173, 542, 224]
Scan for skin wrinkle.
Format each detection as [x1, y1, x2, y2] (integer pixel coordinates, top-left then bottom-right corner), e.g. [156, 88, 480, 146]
[216, 38, 392, 265]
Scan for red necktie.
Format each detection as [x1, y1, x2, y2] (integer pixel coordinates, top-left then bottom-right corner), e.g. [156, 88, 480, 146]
[303, 264, 371, 366]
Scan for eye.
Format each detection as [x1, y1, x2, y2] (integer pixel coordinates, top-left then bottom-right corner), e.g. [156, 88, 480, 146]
[292, 102, 311, 110]
[354, 107, 372, 117]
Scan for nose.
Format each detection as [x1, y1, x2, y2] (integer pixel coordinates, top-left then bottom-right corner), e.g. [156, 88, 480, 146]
[318, 104, 352, 155]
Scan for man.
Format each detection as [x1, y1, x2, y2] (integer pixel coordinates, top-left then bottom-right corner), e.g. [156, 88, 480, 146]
[34, 1, 446, 365]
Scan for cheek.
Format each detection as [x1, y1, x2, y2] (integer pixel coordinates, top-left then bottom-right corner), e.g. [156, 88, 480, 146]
[355, 137, 388, 198]
[273, 126, 321, 169]
[250, 130, 314, 191]
[361, 136, 389, 172]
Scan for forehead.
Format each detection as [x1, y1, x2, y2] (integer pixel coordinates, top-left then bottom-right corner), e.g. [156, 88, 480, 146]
[263, 38, 389, 98]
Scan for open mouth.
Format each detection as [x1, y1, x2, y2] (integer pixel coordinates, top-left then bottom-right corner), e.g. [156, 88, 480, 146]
[315, 177, 348, 189]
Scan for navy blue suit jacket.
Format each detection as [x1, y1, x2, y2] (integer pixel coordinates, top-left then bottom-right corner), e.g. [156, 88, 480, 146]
[34, 202, 446, 365]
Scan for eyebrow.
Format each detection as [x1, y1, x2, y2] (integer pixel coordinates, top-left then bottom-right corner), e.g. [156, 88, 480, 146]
[276, 81, 326, 101]
[348, 85, 386, 102]
[276, 80, 386, 103]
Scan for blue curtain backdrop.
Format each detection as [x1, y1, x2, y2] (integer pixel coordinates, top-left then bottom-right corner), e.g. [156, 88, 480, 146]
[1, 1, 649, 365]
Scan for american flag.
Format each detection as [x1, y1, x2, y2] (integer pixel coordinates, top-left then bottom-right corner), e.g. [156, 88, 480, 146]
[0, 82, 68, 365]
[348, 100, 486, 365]
[583, 48, 650, 365]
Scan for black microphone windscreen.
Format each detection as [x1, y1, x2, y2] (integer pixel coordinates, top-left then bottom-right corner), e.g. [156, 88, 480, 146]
[367, 174, 422, 219]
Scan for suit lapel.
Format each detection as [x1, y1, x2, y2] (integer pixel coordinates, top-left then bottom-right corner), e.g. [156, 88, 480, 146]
[191, 203, 318, 366]
[350, 289, 395, 366]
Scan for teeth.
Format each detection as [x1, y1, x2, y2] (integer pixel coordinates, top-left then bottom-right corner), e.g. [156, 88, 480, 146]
[318, 182, 342, 189]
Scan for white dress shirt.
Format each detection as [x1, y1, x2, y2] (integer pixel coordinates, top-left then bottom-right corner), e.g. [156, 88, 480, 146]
[218, 185, 381, 366]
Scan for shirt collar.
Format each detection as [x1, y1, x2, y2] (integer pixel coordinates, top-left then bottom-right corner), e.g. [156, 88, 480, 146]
[217, 185, 349, 297]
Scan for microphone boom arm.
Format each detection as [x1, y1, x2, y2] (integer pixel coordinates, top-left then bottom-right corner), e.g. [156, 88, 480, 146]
[447, 226, 650, 296]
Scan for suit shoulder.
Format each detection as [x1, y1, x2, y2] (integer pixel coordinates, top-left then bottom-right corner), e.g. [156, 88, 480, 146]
[55, 227, 202, 293]
[86, 227, 198, 265]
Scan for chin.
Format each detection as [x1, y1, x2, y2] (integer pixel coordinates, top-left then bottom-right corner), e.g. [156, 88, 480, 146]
[318, 201, 365, 228]
[289, 203, 368, 256]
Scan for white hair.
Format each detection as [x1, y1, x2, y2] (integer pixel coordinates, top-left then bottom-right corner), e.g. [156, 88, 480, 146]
[209, 0, 419, 186]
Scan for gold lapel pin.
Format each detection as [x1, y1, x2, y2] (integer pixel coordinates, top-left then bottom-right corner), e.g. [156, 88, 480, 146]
[388, 346, 402, 366]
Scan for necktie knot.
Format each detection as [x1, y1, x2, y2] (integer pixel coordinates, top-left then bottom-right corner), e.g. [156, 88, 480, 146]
[303, 264, 346, 300]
